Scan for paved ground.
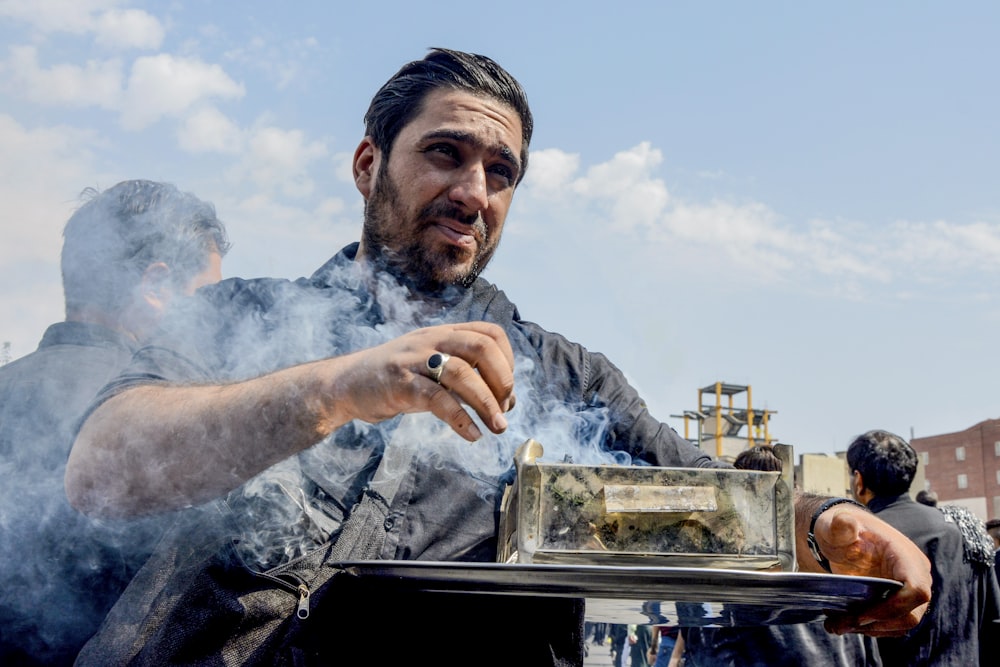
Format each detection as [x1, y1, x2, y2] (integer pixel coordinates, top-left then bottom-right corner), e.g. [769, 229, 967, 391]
[582, 638, 618, 667]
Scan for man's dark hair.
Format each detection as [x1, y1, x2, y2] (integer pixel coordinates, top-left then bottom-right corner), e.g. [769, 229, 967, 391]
[61, 180, 231, 317]
[916, 489, 939, 507]
[986, 518, 1000, 547]
[364, 47, 533, 184]
[846, 429, 917, 498]
[733, 445, 783, 472]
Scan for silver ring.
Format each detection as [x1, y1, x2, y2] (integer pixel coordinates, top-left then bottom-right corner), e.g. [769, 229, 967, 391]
[426, 352, 451, 384]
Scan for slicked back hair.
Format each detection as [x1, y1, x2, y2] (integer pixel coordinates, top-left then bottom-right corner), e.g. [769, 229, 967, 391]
[364, 47, 533, 185]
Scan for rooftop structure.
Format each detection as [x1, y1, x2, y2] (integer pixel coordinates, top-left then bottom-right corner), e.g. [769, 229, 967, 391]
[672, 381, 777, 463]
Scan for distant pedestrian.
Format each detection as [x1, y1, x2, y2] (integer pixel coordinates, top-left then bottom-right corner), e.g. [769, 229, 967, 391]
[628, 623, 652, 667]
[609, 623, 628, 666]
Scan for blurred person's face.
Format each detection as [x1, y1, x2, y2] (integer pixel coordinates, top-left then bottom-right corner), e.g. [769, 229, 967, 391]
[131, 249, 224, 343]
[184, 251, 223, 294]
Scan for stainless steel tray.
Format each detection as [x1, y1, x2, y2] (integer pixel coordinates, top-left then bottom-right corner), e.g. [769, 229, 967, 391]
[335, 561, 901, 627]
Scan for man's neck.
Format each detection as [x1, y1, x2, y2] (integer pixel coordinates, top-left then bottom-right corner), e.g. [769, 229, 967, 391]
[352, 244, 468, 307]
[65, 309, 140, 344]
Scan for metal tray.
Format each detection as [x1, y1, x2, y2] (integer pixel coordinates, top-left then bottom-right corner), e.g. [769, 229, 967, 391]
[335, 561, 901, 627]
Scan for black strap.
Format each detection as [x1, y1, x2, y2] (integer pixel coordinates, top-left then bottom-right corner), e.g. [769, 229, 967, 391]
[807, 497, 868, 572]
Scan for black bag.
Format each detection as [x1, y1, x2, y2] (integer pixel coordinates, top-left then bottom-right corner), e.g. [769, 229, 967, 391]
[74, 441, 408, 667]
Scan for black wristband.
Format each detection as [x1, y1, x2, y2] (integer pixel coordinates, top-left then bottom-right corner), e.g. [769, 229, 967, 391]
[806, 497, 868, 572]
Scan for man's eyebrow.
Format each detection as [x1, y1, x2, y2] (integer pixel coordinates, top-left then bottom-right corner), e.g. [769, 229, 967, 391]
[422, 129, 521, 175]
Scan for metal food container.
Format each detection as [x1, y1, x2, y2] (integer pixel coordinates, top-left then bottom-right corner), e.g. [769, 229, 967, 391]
[498, 440, 795, 571]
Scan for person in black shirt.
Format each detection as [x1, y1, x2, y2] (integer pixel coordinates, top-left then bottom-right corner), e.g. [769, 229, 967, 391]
[0, 180, 228, 665]
[848, 429, 1000, 666]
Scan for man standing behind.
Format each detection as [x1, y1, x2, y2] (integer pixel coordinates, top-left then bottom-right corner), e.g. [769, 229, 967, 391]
[0, 180, 229, 665]
[847, 429, 1000, 666]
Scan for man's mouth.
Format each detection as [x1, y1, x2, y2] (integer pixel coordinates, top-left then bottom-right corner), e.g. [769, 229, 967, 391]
[430, 221, 479, 249]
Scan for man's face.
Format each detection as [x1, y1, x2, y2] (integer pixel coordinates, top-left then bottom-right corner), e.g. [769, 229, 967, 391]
[183, 250, 223, 295]
[131, 249, 223, 343]
[355, 88, 523, 293]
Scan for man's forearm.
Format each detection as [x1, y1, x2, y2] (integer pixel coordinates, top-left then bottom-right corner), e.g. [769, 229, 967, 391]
[65, 322, 519, 519]
[793, 491, 863, 573]
[65, 362, 346, 518]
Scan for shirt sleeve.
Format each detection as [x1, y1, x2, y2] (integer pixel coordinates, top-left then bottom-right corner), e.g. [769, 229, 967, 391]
[80, 276, 284, 425]
[513, 319, 727, 470]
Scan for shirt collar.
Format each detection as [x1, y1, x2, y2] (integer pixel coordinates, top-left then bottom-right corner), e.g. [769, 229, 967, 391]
[37, 321, 138, 354]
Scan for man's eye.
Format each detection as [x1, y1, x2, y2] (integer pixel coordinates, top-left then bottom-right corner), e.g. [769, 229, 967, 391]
[489, 164, 514, 185]
[425, 144, 459, 159]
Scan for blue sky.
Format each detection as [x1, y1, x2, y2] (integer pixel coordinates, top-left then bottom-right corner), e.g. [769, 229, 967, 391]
[2, 1, 998, 456]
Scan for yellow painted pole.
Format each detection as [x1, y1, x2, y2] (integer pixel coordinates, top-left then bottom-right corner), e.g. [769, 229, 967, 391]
[715, 382, 723, 457]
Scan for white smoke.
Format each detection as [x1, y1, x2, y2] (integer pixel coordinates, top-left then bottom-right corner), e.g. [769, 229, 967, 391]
[204, 254, 634, 569]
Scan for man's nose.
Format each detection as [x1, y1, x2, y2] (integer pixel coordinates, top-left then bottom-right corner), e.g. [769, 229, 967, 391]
[448, 164, 489, 214]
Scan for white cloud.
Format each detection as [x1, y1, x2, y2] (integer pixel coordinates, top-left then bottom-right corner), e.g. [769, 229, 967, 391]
[888, 219, 1000, 273]
[0, 114, 105, 264]
[519, 143, 1000, 295]
[525, 143, 671, 231]
[1, 47, 245, 133]
[525, 148, 580, 194]
[210, 190, 357, 280]
[0, 0, 117, 33]
[227, 125, 329, 198]
[0, 1, 163, 50]
[119, 54, 245, 130]
[0, 113, 108, 357]
[2, 45, 123, 108]
[332, 150, 356, 185]
[93, 8, 165, 50]
[574, 142, 664, 198]
[177, 106, 244, 153]
[222, 34, 321, 90]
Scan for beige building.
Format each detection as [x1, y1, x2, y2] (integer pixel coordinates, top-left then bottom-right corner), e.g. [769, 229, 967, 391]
[796, 453, 850, 497]
[794, 451, 926, 504]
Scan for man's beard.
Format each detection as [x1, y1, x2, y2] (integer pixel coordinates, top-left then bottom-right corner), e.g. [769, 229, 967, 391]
[362, 162, 495, 295]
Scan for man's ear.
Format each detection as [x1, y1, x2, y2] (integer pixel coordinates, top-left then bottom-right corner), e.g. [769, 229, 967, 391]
[139, 262, 172, 314]
[852, 470, 873, 505]
[353, 137, 378, 198]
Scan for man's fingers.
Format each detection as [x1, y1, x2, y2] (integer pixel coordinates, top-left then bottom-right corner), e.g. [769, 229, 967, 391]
[435, 325, 515, 413]
[347, 322, 516, 438]
[449, 321, 516, 367]
[825, 598, 929, 636]
[423, 382, 484, 442]
[412, 323, 515, 420]
[434, 356, 509, 433]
